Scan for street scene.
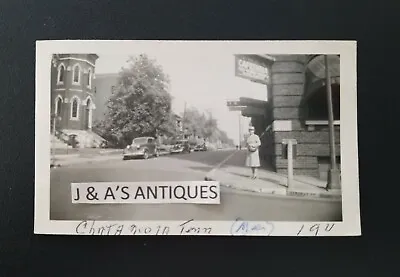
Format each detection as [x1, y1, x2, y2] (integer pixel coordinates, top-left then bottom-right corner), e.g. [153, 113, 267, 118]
[51, 149, 341, 221]
[49, 51, 343, 222]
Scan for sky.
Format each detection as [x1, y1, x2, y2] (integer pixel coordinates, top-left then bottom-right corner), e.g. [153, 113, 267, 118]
[95, 52, 267, 145]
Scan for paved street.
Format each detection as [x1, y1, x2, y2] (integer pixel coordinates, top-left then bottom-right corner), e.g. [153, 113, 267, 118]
[50, 150, 342, 221]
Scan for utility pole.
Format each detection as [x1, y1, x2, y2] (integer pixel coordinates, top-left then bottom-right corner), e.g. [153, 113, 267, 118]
[182, 101, 187, 139]
[325, 55, 341, 189]
[238, 112, 242, 149]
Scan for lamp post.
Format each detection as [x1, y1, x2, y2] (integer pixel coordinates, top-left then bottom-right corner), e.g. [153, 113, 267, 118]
[325, 55, 341, 189]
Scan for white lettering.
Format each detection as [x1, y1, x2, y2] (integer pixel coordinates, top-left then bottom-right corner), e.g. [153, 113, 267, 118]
[237, 58, 269, 82]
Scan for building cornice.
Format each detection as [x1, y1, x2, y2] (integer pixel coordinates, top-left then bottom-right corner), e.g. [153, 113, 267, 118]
[59, 57, 95, 67]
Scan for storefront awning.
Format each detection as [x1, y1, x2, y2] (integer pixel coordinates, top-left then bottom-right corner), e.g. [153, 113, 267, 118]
[239, 97, 268, 108]
[238, 97, 270, 117]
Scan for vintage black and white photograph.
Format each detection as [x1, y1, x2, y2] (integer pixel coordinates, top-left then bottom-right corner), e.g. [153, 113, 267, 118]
[35, 41, 360, 236]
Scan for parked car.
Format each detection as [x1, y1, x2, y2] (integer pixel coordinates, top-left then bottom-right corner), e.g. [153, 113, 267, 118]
[123, 137, 159, 160]
[194, 143, 207, 151]
[170, 140, 192, 154]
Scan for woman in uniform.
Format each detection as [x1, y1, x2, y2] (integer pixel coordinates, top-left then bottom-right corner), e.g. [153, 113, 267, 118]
[245, 125, 261, 179]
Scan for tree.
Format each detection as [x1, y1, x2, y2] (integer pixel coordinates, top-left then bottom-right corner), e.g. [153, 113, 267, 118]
[95, 54, 177, 146]
[203, 111, 218, 142]
[179, 106, 235, 147]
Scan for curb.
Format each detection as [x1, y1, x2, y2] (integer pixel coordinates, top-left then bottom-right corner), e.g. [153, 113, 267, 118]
[51, 154, 122, 167]
[51, 151, 172, 168]
[205, 171, 286, 196]
[205, 169, 341, 201]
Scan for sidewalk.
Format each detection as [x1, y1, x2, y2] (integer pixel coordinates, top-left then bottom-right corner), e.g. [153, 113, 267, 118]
[205, 165, 341, 200]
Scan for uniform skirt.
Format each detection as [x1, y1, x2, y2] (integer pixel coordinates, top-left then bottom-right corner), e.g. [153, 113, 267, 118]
[245, 149, 260, 167]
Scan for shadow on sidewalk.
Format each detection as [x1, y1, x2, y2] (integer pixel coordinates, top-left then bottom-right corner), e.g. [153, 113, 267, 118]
[228, 171, 283, 185]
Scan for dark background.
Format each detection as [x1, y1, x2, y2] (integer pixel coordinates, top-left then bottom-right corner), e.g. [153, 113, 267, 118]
[0, 0, 398, 276]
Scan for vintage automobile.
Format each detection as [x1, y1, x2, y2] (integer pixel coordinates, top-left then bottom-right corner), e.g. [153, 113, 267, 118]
[170, 140, 192, 154]
[194, 143, 207, 151]
[123, 137, 159, 160]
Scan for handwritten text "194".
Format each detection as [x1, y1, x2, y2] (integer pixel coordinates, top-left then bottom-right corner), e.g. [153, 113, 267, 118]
[297, 223, 335, 236]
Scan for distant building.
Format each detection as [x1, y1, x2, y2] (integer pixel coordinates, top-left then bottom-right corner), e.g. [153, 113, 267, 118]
[93, 73, 120, 123]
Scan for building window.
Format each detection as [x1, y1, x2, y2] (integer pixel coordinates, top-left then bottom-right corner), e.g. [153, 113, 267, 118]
[72, 64, 81, 84]
[55, 96, 63, 116]
[57, 64, 65, 84]
[70, 97, 80, 120]
[87, 68, 92, 88]
[305, 84, 340, 121]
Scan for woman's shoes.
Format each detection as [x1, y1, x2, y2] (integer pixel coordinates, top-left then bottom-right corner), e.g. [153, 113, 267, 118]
[250, 175, 257, 179]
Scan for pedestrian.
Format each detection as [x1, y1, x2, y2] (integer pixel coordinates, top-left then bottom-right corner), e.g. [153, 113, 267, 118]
[245, 126, 261, 179]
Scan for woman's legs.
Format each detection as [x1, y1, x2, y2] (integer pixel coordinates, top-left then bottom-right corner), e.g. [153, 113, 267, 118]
[251, 167, 256, 178]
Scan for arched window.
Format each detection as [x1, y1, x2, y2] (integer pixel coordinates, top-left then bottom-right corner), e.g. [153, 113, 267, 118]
[70, 97, 80, 119]
[72, 64, 81, 84]
[57, 64, 65, 84]
[55, 96, 63, 116]
[87, 68, 92, 88]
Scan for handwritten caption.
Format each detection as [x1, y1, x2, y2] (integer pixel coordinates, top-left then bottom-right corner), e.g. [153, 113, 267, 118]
[74, 220, 336, 236]
[76, 219, 213, 235]
[296, 223, 336, 236]
[71, 182, 220, 204]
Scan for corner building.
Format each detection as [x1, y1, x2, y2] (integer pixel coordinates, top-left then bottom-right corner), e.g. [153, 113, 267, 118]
[50, 54, 103, 147]
[239, 55, 340, 180]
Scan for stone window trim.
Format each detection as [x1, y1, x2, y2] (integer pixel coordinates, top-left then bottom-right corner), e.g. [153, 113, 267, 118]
[83, 95, 95, 109]
[54, 95, 63, 116]
[70, 96, 81, 121]
[72, 63, 82, 85]
[57, 63, 66, 85]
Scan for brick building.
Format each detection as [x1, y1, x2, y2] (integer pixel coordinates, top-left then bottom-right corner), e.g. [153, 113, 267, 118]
[234, 54, 340, 181]
[50, 54, 105, 147]
[92, 73, 120, 123]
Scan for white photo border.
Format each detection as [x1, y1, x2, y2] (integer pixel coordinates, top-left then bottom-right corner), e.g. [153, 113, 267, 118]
[35, 40, 360, 236]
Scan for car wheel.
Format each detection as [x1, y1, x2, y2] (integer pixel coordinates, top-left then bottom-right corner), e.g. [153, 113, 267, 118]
[123, 156, 128, 160]
[143, 150, 149, 159]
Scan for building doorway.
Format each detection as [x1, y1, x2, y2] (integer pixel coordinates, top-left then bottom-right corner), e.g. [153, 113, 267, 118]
[85, 98, 92, 130]
[54, 96, 63, 131]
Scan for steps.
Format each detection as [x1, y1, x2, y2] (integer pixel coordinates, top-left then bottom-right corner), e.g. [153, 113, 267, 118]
[61, 129, 106, 148]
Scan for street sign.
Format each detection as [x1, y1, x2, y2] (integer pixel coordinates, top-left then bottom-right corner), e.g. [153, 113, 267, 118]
[235, 55, 271, 84]
[226, 100, 241, 107]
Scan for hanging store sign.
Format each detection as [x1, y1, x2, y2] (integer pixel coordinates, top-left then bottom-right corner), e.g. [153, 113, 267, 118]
[235, 55, 271, 84]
